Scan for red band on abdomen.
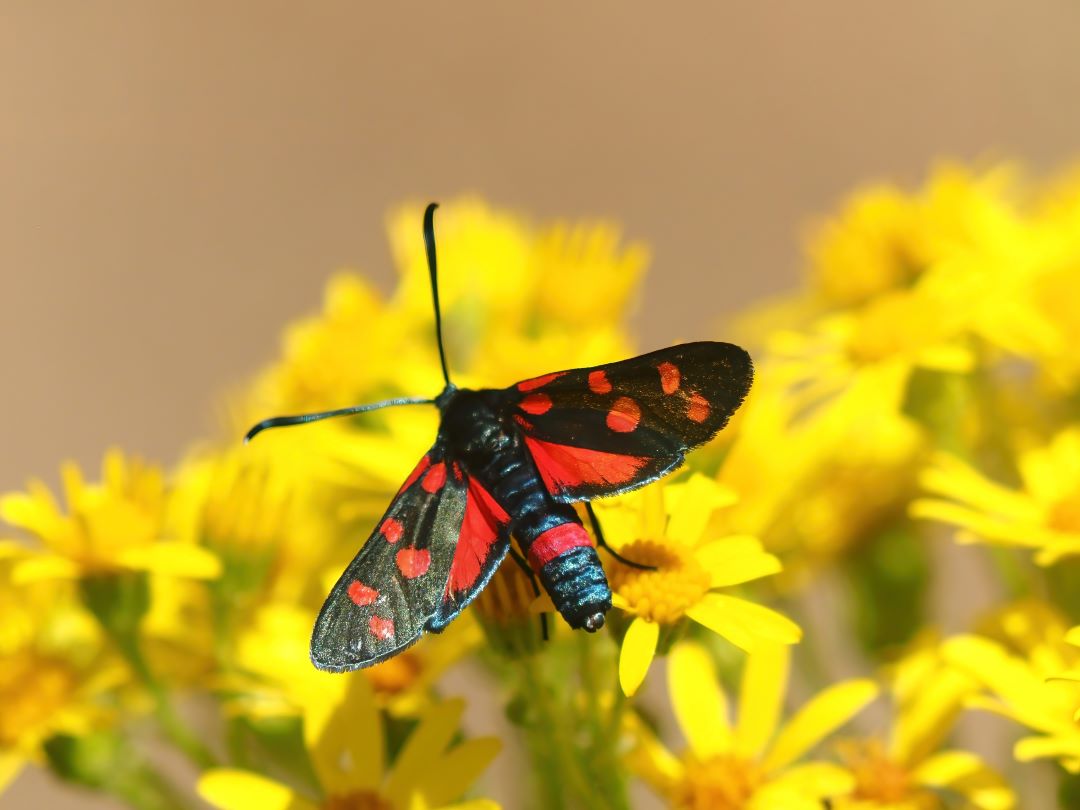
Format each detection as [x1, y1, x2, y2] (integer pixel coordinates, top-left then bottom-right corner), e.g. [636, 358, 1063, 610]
[528, 523, 592, 571]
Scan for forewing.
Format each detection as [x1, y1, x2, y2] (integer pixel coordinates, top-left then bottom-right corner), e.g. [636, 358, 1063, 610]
[310, 446, 511, 671]
[507, 341, 752, 501]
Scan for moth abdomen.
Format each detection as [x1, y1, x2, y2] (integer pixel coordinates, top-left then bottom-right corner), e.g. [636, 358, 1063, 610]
[528, 524, 612, 631]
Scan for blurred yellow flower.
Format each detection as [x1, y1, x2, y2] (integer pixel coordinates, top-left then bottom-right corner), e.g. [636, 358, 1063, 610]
[630, 641, 877, 809]
[830, 642, 1013, 810]
[594, 474, 800, 695]
[911, 427, 1080, 565]
[717, 377, 924, 582]
[942, 603, 1080, 773]
[387, 198, 644, 389]
[0, 562, 124, 794]
[224, 601, 479, 719]
[199, 676, 500, 810]
[0, 449, 220, 583]
[806, 164, 1023, 309]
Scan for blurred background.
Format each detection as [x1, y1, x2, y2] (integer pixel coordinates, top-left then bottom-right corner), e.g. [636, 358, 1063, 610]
[3, 2, 1080, 806]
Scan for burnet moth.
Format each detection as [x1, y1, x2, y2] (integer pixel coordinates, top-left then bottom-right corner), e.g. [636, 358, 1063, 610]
[245, 204, 754, 671]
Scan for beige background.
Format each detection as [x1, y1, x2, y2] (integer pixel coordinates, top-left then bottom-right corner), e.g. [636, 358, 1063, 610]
[3, 2, 1080, 807]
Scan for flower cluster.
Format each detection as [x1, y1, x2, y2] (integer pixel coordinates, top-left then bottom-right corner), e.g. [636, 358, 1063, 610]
[2, 165, 1080, 808]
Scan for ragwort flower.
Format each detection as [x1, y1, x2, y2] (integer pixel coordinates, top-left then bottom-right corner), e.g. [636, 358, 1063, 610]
[911, 427, 1080, 565]
[594, 474, 800, 695]
[630, 641, 877, 809]
[942, 602, 1080, 773]
[199, 675, 500, 810]
[830, 642, 1014, 810]
[0, 558, 124, 794]
[0, 448, 220, 583]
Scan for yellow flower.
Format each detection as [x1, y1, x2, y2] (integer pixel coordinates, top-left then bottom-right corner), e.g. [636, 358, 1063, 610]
[830, 642, 1014, 810]
[630, 641, 877, 809]
[388, 198, 644, 389]
[941, 603, 1080, 773]
[199, 676, 500, 810]
[594, 474, 800, 695]
[806, 163, 1023, 309]
[717, 376, 924, 583]
[224, 602, 479, 719]
[0, 559, 124, 794]
[0, 448, 220, 583]
[911, 427, 1080, 565]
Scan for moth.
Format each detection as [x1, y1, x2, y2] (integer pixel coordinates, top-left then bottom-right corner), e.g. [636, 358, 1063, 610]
[246, 204, 753, 671]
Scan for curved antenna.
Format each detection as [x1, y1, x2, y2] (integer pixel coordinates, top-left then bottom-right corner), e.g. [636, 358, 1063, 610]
[244, 396, 433, 443]
[424, 202, 452, 387]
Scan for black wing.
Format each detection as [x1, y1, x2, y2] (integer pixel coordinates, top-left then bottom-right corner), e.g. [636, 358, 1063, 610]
[504, 341, 752, 502]
[310, 443, 511, 671]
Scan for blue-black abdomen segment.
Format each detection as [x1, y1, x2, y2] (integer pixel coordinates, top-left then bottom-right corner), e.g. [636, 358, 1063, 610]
[536, 544, 612, 630]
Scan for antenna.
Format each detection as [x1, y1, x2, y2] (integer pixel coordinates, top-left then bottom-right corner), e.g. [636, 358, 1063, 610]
[244, 396, 433, 443]
[424, 202, 452, 387]
[243, 204, 448, 446]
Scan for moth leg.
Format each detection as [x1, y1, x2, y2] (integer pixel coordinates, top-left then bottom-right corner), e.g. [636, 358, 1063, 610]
[585, 501, 656, 571]
[509, 545, 550, 642]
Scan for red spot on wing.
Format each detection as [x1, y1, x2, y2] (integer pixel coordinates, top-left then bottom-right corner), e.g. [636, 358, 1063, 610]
[447, 480, 510, 595]
[517, 372, 565, 392]
[396, 548, 431, 579]
[588, 370, 612, 394]
[606, 397, 641, 433]
[524, 435, 648, 494]
[397, 455, 432, 495]
[381, 517, 404, 544]
[422, 462, 447, 493]
[687, 392, 710, 423]
[513, 414, 532, 430]
[369, 615, 395, 641]
[527, 522, 592, 571]
[520, 393, 553, 415]
[451, 462, 463, 481]
[347, 581, 379, 606]
[658, 362, 681, 395]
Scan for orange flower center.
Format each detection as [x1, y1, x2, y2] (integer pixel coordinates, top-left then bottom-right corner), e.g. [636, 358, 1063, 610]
[1048, 489, 1080, 534]
[364, 652, 423, 696]
[607, 540, 710, 624]
[675, 754, 764, 810]
[324, 792, 391, 810]
[0, 650, 78, 747]
[838, 739, 923, 804]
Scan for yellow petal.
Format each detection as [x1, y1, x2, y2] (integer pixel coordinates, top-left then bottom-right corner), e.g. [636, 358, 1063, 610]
[668, 641, 732, 756]
[735, 644, 790, 757]
[115, 543, 221, 579]
[619, 617, 659, 696]
[765, 762, 855, 797]
[1065, 626, 1080, 648]
[913, 750, 1015, 810]
[664, 474, 736, 543]
[411, 737, 501, 808]
[942, 636, 1068, 736]
[625, 719, 684, 793]
[384, 699, 467, 808]
[702, 543, 782, 588]
[303, 675, 382, 794]
[0, 753, 25, 794]
[764, 679, 879, 771]
[686, 594, 802, 653]
[1014, 734, 1080, 764]
[11, 553, 80, 583]
[197, 769, 318, 810]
